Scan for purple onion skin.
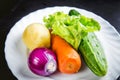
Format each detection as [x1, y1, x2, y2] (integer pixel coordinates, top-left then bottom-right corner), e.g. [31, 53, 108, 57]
[28, 48, 57, 76]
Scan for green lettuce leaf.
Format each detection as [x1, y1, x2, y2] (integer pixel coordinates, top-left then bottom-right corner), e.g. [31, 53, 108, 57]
[43, 11, 100, 50]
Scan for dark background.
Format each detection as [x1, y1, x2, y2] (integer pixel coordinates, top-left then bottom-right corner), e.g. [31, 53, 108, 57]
[0, 0, 120, 80]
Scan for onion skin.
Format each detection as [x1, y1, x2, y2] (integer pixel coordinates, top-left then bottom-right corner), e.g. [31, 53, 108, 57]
[28, 48, 57, 76]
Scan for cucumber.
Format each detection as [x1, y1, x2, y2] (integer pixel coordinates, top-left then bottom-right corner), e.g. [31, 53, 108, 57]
[79, 32, 108, 76]
[69, 9, 81, 16]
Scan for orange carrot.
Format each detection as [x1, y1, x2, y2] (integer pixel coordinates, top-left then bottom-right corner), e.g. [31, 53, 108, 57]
[51, 34, 81, 74]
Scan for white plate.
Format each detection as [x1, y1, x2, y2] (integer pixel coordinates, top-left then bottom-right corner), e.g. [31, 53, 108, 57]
[4, 6, 120, 80]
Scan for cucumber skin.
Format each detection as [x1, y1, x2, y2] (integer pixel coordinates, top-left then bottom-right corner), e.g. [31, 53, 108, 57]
[79, 32, 108, 76]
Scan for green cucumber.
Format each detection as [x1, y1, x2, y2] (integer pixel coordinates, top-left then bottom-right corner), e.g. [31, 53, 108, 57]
[79, 32, 108, 76]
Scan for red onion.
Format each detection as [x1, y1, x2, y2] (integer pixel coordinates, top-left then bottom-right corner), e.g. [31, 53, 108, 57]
[28, 48, 57, 76]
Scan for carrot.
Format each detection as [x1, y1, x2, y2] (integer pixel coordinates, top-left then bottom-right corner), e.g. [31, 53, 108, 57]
[51, 34, 81, 74]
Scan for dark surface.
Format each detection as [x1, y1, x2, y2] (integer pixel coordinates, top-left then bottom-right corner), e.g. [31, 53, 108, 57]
[0, 0, 120, 80]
